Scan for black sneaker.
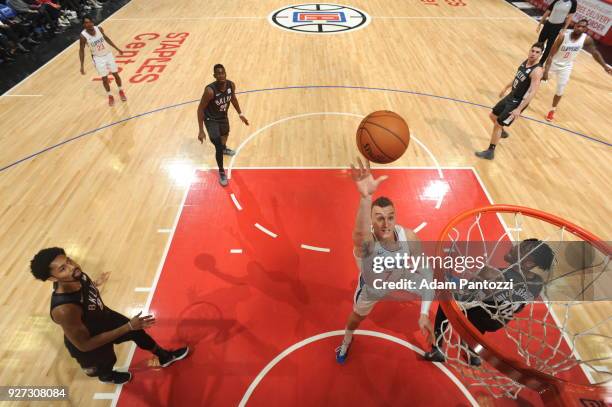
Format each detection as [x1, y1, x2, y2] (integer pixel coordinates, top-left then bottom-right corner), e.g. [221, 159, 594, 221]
[99, 370, 132, 384]
[475, 149, 494, 160]
[501, 130, 510, 139]
[423, 347, 446, 363]
[222, 147, 236, 156]
[159, 347, 189, 367]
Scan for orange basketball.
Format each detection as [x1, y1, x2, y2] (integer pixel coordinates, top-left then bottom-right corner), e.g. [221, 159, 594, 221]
[356, 111, 410, 164]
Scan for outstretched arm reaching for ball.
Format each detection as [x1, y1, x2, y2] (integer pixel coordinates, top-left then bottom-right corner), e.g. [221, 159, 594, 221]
[350, 158, 387, 259]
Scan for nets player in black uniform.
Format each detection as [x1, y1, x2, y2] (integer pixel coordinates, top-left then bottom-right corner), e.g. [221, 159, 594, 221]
[423, 239, 554, 365]
[31, 247, 189, 384]
[197, 64, 249, 186]
[475, 43, 544, 160]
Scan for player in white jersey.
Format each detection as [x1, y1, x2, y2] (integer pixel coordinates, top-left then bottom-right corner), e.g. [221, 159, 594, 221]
[543, 19, 611, 122]
[78, 16, 127, 107]
[335, 158, 434, 364]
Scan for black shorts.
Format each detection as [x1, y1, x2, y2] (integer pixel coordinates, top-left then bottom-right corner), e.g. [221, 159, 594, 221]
[492, 94, 527, 127]
[64, 309, 130, 370]
[204, 118, 230, 141]
[466, 306, 505, 333]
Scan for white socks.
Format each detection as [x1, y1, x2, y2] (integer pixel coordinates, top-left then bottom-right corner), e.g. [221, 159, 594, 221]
[342, 329, 354, 346]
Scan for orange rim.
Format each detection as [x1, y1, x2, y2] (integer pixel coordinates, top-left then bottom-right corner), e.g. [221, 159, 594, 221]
[434, 204, 611, 397]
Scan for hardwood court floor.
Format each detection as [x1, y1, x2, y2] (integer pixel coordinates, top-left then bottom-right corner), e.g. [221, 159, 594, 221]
[0, 0, 609, 406]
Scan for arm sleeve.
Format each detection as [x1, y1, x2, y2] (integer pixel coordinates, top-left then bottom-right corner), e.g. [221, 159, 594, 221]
[570, 0, 577, 14]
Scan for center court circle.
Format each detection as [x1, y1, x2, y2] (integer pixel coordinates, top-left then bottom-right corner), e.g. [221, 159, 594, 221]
[269, 4, 370, 34]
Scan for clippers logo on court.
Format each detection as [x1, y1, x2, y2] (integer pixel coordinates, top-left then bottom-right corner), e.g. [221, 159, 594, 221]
[269, 4, 370, 34]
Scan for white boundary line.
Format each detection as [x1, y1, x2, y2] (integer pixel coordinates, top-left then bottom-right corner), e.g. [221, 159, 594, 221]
[230, 193, 243, 211]
[107, 16, 526, 22]
[134, 287, 151, 292]
[414, 222, 428, 234]
[254, 223, 278, 238]
[93, 392, 117, 400]
[2, 4, 126, 96]
[300, 244, 330, 253]
[470, 167, 595, 384]
[238, 329, 478, 407]
[230, 249, 243, 254]
[109, 178, 192, 407]
[1, 94, 43, 97]
[375, 16, 526, 20]
[226, 166, 471, 170]
[110, 16, 264, 21]
[227, 113, 443, 180]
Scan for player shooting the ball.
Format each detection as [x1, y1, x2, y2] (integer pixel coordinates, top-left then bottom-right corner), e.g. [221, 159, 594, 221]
[335, 157, 435, 364]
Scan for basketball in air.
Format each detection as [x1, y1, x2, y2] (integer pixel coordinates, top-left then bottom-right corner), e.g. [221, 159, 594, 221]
[356, 111, 410, 164]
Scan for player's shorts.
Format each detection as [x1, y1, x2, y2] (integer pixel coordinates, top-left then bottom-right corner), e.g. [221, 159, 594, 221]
[492, 94, 528, 127]
[466, 305, 506, 333]
[92, 53, 118, 77]
[204, 118, 230, 140]
[63, 309, 128, 371]
[548, 64, 573, 95]
[353, 274, 378, 316]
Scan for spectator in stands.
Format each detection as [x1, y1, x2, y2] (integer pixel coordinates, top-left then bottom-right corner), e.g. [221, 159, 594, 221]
[0, 20, 31, 53]
[0, 3, 43, 45]
[7, 0, 63, 34]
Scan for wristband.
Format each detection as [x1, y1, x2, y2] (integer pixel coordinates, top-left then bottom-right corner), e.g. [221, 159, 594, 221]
[128, 321, 133, 330]
[239, 113, 245, 118]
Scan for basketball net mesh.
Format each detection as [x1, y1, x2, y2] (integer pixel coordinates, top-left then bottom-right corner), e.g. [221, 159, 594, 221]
[436, 209, 611, 399]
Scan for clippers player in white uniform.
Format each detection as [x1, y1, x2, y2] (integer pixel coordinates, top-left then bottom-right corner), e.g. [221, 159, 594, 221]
[335, 158, 434, 364]
[543, 19, 612, 122]
[79, 16, 126, 107]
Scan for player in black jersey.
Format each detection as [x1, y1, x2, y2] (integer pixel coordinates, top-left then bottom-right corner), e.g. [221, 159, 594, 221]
[30, 247, 189, 384]
[476, 43, 544, 160]
[197, 64, 249, 186]
[423, 239, 554, 365]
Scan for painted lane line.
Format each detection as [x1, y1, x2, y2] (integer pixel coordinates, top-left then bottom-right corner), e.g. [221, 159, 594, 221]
[414, 222, 427, 233]
[300, 244, 330, 253]
[255, 223, 278, 238]
[231, 193, 243, 211]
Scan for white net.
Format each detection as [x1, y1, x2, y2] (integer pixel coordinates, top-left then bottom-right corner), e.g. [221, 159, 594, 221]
[435, 207, 612, 400]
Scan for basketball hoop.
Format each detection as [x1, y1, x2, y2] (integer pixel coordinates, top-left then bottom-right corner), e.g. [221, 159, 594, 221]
[434, 205, 611, 406]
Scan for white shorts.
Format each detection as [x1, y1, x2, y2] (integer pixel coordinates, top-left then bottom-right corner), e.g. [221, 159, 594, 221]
[92, 53, 118, 77]
[548, 64, 573, 96]
[353, 274, 378, 316]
